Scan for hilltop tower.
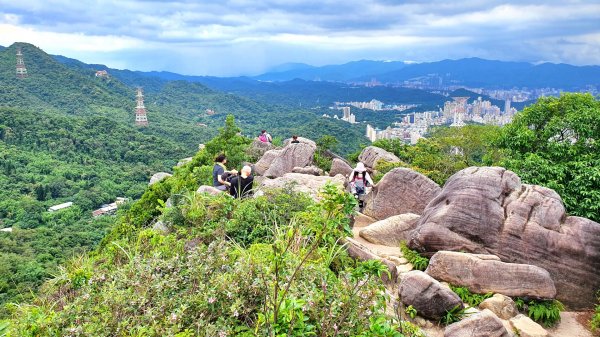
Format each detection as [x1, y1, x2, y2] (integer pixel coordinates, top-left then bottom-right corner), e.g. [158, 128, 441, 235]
[135, 87, 149, 126]
[16, 47, 28, 79]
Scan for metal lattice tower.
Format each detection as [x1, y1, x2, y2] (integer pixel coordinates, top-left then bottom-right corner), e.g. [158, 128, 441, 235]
[16, 47, 28, 79]
[135, 87, 149, 126]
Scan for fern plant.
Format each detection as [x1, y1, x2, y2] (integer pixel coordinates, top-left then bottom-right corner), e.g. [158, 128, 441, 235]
[441, 305, 468, 325]
[515, 299, 564, 327]
[400, 242, 429, 271]
[450, 285, 493, 307]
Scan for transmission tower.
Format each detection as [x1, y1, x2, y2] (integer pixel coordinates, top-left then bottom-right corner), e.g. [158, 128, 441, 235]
[135, 87, 149, 126]
[16, 47, 28, 79]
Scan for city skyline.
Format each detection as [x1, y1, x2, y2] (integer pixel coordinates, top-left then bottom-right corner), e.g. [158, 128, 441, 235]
[1, 1, 599, 76]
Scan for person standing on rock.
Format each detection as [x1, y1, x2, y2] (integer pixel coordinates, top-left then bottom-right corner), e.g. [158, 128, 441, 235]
[213, 154, 236, 191]
[229, 165, 254, 199]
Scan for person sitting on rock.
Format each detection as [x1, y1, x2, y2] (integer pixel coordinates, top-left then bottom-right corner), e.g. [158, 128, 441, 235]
[258, 130, 272, 143]
[229, 165, 254, 199]
[212, 154, 237, 191]
[291, 135, 300, 144]
[349, 162, 374, 195]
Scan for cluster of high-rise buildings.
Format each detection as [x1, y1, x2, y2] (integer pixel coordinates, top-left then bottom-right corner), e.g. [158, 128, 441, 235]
[323, 106, 358, 123]
[366, 96, 516, 144]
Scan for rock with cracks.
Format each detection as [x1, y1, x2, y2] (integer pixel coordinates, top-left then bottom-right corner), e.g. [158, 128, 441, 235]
[409, 166, 600, 309]
[398, 270, 463, 321]
[425, 251, 556, 299]
[329, 158, 353, 178]
[363, 168, 441, 220]
[444, 309, 511, 337]
[292, 166, 323, 176]
[359, 213, 421, 247]
[263, 142, 315, 178]
[479, 294, 519, 320]
[358, 146, 400, 169]
[254, 149, 282, 176]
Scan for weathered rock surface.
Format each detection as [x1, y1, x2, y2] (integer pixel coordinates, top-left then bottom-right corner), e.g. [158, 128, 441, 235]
[283, 136, 317, 148]
[410, 166, 600, 309]
[263, 142, 316, 178]
[510, 314, 548, 337]
[152, 221, 170, 234]
[292, 166, 323, 176]
[247, 138, 276, 160]
[444, 309, 511, 337]
[344, 237, 397, 283]
[479, 294, 519, 320]
[363, 168, 441, 220]
[329, 158, 353, 178]
[196, 185, 223, 195]
[258, 173, 345, 200]
[398, 270, 463, 320]
[176, 157, 193, 167]
[426, 251, 556, 299]
[254, 149, 282, 176]
[359, 213, 421, 246]
[358, 146, 400, 169]
[149, 172, 172, 186]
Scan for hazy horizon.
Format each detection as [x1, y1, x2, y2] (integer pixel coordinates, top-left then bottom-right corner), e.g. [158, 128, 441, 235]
[1, 0, 599, 76]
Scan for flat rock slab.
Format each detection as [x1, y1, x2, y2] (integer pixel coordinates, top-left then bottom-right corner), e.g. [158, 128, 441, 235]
[426, 251, 556, 299]
[398, 270, 463, 321]
[359, 213, 421, 246]
[510, 314, 548, 337]
[444, 309, 511, 337]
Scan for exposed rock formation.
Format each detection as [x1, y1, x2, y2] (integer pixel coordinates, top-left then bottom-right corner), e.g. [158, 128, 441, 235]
[510, 314, 548, 337]
[398, 270, 463, 320]
[176, 157, 193, 167]
[263, 142, 316, 178]
[329, 158, 353, 178]
[254, 149, 282, 176]
[258, 173, 345, 200]
[479, 294, 519, 320]
[283, 136, 317, 148]
[359, 213, 421, 247]
[149, 172, 172, 186]
[196, 185, 223, 195]
[247, 138, 276, 160]
[344, 237, 397, 283]
[444, 309, 511, 337]
[358, 146, 400, 169]
[292, 166, 323, 176]
[409, 166, 600, 308]
[363, 168, 441, 220]
[426, 251, 556, 299]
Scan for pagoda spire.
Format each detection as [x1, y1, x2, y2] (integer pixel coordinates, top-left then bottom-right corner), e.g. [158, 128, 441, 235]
[16, 47, 28, 79]
[135, 87, 149, 126]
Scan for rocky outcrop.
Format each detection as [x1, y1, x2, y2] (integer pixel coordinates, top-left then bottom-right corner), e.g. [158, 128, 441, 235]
[176, 157, 193, 167]
[409, 166, 600, 309]
[247, 138, 276, 160]
[444, 309, 511, 337]
[263, 142, 316, 178]
[292, 166, 323, 176]
[258, 173, 345, 200]
[329, 158, 353, 178]
[363, 168, 441, 220]
[398, 270, 463, 320]
[344, 238, 397, 283]
[359, 213, 421, 247]
[479, 294, 519, 320]
[149, 172, 172, 186]
[196, 185, 223, 195]
[426, 251, 556, 299]
[283, 137, 317, 148]
[254, 149, 282, 176]
[358, 146, 400, 169]
[510, 314, 548, 337]
[152, 221, 170, 234]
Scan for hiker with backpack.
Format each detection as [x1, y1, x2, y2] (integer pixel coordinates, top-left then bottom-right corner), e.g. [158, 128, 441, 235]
[258, 130, 272, 143]
[349, 162, 374, 210]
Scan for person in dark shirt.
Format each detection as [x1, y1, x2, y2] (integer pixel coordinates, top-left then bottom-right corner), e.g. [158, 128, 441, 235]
[212, 154, 236, 191]
[229, 165, 254, 198]
[290, 135, 300, 143]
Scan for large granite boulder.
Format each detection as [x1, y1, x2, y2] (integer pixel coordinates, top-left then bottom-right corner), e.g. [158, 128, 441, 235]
[254, 149, 283, 176]
[444, 309, 511, 337]
[359, 213, 421, 247]
[329, 158, 353, 178]
[426, 251, 556, 299]
[363, 168, 441, 220]
[358, 146, 400, 169]
[247, 138, 276, 160]
[149, 172, 172, 186]
[292, 166, 323, 176]
[258, 173, 345, 201]
[410, 166, 600, 309]
[283, 136, 317, 148]
[509, 314, 548, 337]
[398, 270, 463, 320]
[479, 294, 519, 320]
[196, 185, 223, 195]
[263, 142, 316, 178]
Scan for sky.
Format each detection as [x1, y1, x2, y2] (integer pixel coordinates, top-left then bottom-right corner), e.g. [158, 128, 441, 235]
[1, 0, 599, 76]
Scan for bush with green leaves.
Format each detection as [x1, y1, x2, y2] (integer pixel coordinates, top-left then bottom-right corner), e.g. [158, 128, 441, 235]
[399, 242, 429, 271]
[449, 286, 493, 307]
[441, 305, 469, 325]
[591, 292, 600, 332]
[514, 298, 564, 327]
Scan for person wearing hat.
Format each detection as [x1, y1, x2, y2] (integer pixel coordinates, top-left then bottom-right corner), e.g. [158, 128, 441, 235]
[349, 162, 374, 195]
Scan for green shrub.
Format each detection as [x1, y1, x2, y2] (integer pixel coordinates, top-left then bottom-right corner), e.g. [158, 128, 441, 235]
[400, 242, 429, 271]
[441, 305, 468, 325]
[450, 285, 493, 307]
[515, 298, 564, 327]
[591, 304, 600, 332]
